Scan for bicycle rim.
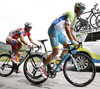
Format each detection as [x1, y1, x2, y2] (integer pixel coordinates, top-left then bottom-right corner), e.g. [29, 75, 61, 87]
[63, 53, 96, 87]
[90, 12, 100, 29]
[96, 14, 100, 27]
[0, 54, 14, 77]
[24, 54, 47, 84]
[75, 21, 81, 32]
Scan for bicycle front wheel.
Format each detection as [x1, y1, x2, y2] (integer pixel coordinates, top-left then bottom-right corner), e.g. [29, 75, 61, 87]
[63, 53, 96, 87]
[24, 54, 47, 84]
[0, 54, 14, 77]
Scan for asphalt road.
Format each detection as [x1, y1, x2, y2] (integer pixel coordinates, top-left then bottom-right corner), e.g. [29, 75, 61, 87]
[0, 66, 100, 89]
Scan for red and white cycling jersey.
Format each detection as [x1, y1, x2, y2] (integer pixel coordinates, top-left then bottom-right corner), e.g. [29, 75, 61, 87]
[9, 28, 31, 39]
[6, 28, 31, 49]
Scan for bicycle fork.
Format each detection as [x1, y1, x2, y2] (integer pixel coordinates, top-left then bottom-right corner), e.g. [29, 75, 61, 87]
[70, 54, 80, 71]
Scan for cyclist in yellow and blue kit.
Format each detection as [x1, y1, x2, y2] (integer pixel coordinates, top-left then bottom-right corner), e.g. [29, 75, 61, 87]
[40, 2, 86, 78]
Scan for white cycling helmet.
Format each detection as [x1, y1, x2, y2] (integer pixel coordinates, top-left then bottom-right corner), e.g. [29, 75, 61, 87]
[75, 2, 86, 9]
[24, 22, 32, 28]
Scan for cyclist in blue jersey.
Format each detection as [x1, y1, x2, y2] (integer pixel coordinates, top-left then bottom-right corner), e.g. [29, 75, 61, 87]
[40, 2, 86, 78]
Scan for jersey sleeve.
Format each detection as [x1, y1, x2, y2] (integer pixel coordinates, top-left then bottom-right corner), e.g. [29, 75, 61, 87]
[27, 32, 31, 37]
[64, 11, 77, 28]
[18, 28, 23, 35]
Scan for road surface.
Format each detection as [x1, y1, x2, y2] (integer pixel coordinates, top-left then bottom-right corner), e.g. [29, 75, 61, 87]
[0, 66, 100, 89]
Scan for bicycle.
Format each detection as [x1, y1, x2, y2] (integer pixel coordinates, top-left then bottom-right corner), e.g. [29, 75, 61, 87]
[75, 3, 100, 33]
[23, 39, 96, 87]
[0, 45, 39, 77]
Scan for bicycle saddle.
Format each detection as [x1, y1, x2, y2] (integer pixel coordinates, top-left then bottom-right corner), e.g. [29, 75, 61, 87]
[38, 39, 48, 43]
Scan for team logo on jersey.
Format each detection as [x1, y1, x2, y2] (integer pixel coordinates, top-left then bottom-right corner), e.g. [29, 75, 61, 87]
[70, 19, 72, 22]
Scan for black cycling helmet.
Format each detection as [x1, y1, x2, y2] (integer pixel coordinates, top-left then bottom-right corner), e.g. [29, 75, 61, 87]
[75, 2, 86, 10]
[24, 22, 32, 29]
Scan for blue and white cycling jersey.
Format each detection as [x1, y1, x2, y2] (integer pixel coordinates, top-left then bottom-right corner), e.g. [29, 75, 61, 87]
[52, 10, 77, 31]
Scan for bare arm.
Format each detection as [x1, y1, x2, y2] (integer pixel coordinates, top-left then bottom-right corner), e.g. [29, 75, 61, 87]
[28, 36, 38, 45]
[70, 27, 77, 41]
[20, 35, 28, 45]
[65, 23, 73, 42]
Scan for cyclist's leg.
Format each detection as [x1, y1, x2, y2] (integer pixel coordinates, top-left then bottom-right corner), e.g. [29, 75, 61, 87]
[12, 45, 21, 62]
[11, 41, 22, 73]
[40, 26, 59, 78]
[54, 32, 68, 69]
[6, 37, 22, 62]
[59, 32, 68, 59]
[13, 40, 22, 59]
[44, 26, 60, 66]
[60, 41, 69, 58]
[44, 48, 59, 66]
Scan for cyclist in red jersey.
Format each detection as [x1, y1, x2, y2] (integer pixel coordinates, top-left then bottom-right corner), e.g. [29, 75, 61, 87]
[6, 22, 40, 65]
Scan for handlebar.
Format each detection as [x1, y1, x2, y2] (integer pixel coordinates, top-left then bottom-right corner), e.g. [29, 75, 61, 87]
[94, 3, 98, 8]
[69, 42, 82, 51]
[61, 42, 82, 53]
[83, 3, 99, 14]
[59, 42, 82, 53]
[93, 3, 99, 11]
[32, 45, 41, 52]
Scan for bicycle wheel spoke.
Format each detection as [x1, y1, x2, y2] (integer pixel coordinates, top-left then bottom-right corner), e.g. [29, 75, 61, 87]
[0, 54, 14, 77]
[24, 55, 47, 84]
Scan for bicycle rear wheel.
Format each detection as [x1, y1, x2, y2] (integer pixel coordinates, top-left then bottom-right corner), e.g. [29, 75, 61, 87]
[63, 53, 96, 87]
[24, 54, 47, 84]
[90, 12, 100, 29]
[0, 54, 14, 77]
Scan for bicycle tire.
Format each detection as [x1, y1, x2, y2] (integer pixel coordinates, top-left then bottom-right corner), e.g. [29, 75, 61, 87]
[63, 53, 96, 87]
[96, 14, 100, 27]
[75, 20, 81, 32]
[75, 19, 90, 33]
[0, 54, 14, 77]
[90, 12, 100, 29]
[24, 54, 47, 84]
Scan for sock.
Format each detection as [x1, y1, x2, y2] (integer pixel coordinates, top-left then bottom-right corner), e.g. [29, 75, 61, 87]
[12, 54, 18, 62]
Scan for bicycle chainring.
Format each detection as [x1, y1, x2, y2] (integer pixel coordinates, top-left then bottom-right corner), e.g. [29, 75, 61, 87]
[47, 69, 56, 78]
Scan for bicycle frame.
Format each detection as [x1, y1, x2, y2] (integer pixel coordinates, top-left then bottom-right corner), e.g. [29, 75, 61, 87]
[9, 49, 32, 68]
[17, 53, 29, 67]
[37, 39, 79, 72]
[39, 47, 77, 72]
[82, 11, 93, 20]
[54, 54, 70, 71]
[81, 3, 99, 20]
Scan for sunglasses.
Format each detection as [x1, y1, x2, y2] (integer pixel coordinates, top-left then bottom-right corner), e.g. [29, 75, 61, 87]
[26, 26, 32, 29]
[28, 27, 32, 29]
[80, 9, 84, 12]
